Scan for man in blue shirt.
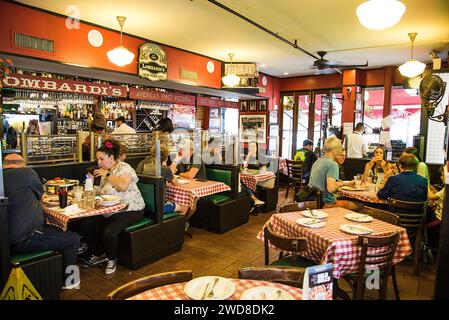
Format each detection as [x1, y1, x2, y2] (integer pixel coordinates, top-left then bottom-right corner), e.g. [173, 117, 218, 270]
[377, 153, 427, 202]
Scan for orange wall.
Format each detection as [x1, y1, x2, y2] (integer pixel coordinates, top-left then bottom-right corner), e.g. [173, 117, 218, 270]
[0, 1, 222, 88]
[281, 73, 342, 92]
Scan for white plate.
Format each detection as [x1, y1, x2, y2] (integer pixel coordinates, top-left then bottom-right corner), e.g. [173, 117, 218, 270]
[240, 286, 294, 300]
[340, 224, 373, 235]
[177, 179, 190, 185]
[345, 213, 373, 223]
[184, 276, 235, 300]
[340, 186, 364, 191]
[296, 218, 326, 228]
[97, 195, 121, 206]
[301, 210, 328, 219]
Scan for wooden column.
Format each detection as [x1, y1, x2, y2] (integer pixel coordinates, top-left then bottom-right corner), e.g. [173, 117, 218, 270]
[382, 66, 395, 127]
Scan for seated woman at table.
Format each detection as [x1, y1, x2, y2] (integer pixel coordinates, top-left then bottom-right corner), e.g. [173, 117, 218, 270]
[202, 137, 223, 165]
[306, 136, 359, 210]
[136, 144, 188, 216]
[80, 139, 145, 275]
[363, 147, 389, 183]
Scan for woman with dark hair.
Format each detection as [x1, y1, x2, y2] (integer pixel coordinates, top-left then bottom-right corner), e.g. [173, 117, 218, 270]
[80, 139, 145, 275]
[159, 118, 174, 133]
[403, 147, 429, 182]
[363, 147, 389, 183]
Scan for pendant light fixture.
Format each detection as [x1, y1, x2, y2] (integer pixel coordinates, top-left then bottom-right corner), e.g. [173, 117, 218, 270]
[356, 0, 406, 30]
[107, 16, 135, 67]
[222, 53, 240, 87]
[399, 32, 426, 78]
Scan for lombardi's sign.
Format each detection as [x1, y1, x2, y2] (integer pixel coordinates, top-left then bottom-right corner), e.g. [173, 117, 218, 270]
[138, 43, 168, 81]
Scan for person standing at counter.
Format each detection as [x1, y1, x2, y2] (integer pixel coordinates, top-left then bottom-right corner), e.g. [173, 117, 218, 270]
[345, 122, 369, 159]
[80, 139, 145, 275]
[111, 116, 136, 134]
[3, 154, 81, 289]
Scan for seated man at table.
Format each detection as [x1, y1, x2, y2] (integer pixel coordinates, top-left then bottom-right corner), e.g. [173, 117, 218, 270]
[303, 136, 359, 210]
[293, 139, 317, 182]
[202, 137, 223, 165]
[170, 138, 207, 180]
[3, 153, 81, 289]
[377, 153, 427, 203]
[136, 144, 188, 216]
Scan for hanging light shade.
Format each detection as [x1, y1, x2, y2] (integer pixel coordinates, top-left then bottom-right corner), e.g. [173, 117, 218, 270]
[399, 32, 426, 78]
[222, 53, 240, 87]
[107, 16, 135, 67]
[356, 0, 406, 30]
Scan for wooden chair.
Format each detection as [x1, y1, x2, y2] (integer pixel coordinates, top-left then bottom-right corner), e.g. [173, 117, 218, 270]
[285, 159, 305, 198]
[238, 266, 306, 288]
[263, 222, 314, 268]
[359, 206, 401, 226]
[279, 201, 317, 213]
[388, 199, 428, 276]
[342, 232, 400, 300]
[107, 270, 193, 300]
[358, 206, 401, 299]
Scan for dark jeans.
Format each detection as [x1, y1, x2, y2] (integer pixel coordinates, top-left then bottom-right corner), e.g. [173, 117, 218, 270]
[11, 225, 80, 278]
[79, 210, 144, 260]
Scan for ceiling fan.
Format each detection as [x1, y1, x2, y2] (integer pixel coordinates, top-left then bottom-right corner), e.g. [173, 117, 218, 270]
[312, 51, 369, 70]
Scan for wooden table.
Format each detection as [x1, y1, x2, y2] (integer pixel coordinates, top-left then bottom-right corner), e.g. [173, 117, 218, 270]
[43, 202, 128, 231]
[127, 278, 302, 300]
[166, 179, 231, 208]
[240, 170, 276, 192]
[257, 207, 412, 279]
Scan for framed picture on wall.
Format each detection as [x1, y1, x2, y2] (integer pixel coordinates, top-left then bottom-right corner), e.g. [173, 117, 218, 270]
[240, 100, 248, 112]
[249, 100, 257, 111]
[259, 100, 267, 111]
[239, 114, 267, 143]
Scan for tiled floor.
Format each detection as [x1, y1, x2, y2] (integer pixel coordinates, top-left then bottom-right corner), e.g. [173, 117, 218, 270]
[60, 187, 436, 300]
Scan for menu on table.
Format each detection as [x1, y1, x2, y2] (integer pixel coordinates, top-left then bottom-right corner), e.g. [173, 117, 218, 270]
[302, 263, 333, 300]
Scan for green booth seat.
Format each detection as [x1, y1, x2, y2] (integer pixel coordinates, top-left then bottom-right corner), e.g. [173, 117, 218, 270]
[206, 168, 233, 188]
[201, 194, 233, 205]
[125, 217, 155, 233]
[11, 250, 55, 266]
[163, 212, 180, 221]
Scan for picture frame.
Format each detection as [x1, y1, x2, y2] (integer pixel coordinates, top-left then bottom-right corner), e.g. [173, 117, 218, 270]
[240, 100, 248, 112]
[259, 100, 267, 111]
[239, 114, 267, 143]
[249, 100, 257, 111]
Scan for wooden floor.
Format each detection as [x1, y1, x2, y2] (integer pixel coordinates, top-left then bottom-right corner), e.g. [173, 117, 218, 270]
[60, 187, 436, 300]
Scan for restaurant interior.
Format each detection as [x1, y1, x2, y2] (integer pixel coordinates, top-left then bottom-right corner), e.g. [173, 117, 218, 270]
[0, 0, 449, 302]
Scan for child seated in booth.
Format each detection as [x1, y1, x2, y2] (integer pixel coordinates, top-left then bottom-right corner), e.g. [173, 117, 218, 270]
[136, 144, 188, 216]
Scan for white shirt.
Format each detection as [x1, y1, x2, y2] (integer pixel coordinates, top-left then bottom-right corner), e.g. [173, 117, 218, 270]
[345, 131, 368, 159]
[111, 123, 136, 134]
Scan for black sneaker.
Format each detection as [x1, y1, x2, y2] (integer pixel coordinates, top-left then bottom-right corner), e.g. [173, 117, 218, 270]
[77, 242, 88, 255]
[81, 253, 107, 267]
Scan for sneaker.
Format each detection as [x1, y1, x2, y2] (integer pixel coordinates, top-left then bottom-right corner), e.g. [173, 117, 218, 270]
[254, 199, 265, 206]
[104, 259, 117, 275]
[249, 206, 256, 214]
[62, 279, 80, 290]
[81, 253, 107, 267]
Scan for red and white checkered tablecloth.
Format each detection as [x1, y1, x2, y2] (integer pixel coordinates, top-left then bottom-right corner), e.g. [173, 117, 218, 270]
[43, 202, 128, 231]
[127, 279, 302, 300]
[256, 207, 412, 279]
[166, 180, 231, 208]
[240, 171, 276, 192]
[338, 189, 388, 204]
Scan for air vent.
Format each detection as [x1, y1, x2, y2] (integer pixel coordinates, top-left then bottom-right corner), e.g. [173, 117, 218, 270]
[14, 32, 54, 52]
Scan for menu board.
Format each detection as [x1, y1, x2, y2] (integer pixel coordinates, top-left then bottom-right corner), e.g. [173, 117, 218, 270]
[302, 263, 333, 300]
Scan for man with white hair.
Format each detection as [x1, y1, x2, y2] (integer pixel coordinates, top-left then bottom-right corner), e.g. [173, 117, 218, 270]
[170, 138, 207, 180]
[3, 153, 81, 289]
[305, 137, 359, 210]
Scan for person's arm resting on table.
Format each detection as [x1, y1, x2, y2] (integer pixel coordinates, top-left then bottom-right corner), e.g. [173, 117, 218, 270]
[180, 167, 199, 179]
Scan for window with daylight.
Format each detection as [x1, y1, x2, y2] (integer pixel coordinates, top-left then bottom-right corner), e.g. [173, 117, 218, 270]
[296, 94, 310, 150]
[331, 92, 343, 128]
[313, 93, 327, 147]
[389, 87, 421, 147]
[362, 88, 384, 144]
[282, 96, 294, 159]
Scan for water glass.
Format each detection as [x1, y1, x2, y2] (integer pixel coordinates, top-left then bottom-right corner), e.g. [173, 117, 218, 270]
[73, 186, 84, 204]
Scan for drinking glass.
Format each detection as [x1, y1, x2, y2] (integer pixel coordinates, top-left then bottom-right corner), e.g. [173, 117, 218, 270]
[73, 186, 84, 204]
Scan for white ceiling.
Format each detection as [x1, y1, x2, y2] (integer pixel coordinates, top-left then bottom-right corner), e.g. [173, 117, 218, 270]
[17, 0, 449, 77]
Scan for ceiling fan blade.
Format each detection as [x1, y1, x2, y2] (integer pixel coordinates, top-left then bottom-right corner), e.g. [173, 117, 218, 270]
[328, 61, 369, 69]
